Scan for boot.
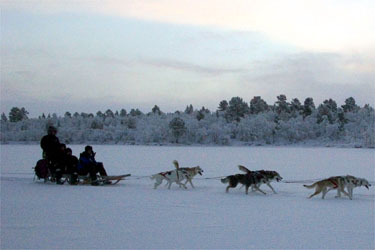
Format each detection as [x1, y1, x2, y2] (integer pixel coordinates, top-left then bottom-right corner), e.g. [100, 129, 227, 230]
[91, 180, 99, 186]
[55, 169, 63, 185]
[56, 178, 64, 185]
[90, 175, 99, 186]
[70, 173, 78, 185]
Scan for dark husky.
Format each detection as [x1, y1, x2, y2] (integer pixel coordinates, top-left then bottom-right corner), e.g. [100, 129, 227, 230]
[252, 170, 283, 194]
[221, 165, 268, 195]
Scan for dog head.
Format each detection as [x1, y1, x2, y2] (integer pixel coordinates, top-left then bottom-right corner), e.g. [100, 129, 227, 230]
[258, 170, 283, 182]
[194, 166, 204, 176]
[358, 178, 371, 189]
[271, 171, 283, 182]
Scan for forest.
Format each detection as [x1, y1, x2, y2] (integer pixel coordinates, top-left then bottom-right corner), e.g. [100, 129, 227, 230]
[1, 95, 374, 148]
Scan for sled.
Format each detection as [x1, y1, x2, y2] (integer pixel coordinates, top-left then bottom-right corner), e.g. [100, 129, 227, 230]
[62, 174, 131, 185]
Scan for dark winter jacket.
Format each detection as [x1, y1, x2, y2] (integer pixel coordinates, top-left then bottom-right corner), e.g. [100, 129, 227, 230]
[40, 134, 60, 160]
[65, 154, 79, 174]
[78, 151, 97, 170]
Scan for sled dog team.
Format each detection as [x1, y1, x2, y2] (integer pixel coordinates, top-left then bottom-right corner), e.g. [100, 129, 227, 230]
[151, 161, 371, 200]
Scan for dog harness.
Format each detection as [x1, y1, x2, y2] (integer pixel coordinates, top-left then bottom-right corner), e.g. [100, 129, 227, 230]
[329, 179, 338, 189]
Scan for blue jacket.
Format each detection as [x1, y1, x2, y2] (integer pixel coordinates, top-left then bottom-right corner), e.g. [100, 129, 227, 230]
[78, 152, 97, 170]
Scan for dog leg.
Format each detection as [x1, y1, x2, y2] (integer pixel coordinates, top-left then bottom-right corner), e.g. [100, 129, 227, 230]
[322, 187, 328, 199]
[175, 179, 187, 189]
[252, 185, 267, 195]
[308, 188, 322, 199]
[266, 183, 277, 194]
[340, 188, 352, 200]
[335, 188, 342, 198]
[188, 179, 195, 188]
[154, 178, 163, 189]
[349, 186, 353, 199]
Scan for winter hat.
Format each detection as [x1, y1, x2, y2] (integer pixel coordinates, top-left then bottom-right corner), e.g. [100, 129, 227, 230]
[47, 126, 57, 134]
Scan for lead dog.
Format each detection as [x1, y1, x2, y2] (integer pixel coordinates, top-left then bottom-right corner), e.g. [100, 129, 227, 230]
[332, 175, 371, 199]
[221, 165, 268, 195]
[303, 176, 352, 199]
[150, 165, 189, 189]
[173, 160, 203, 188]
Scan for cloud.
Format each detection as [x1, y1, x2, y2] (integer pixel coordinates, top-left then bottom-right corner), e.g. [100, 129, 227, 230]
[241, 52, 375, 106]
[139, 58, 246, 76]
[85, 56, 132, 66]
[3, 0, 374, 52]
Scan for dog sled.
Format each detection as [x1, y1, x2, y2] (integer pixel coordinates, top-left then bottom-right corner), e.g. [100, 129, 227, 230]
[63, 174, 131, 185]
[34, 172, 131, 185]
[33, 160, 130, 185]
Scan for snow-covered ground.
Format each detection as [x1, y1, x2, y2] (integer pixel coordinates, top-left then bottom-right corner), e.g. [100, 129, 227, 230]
[1, 145, 374, 249]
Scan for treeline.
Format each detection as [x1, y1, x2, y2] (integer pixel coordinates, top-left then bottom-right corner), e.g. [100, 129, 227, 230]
[1, 96, 374, 148]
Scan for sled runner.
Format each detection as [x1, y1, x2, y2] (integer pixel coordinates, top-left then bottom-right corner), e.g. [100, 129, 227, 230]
[34, 170, 131, 185]
[63, 174, 131, 185]
[100, 174, 131, 184]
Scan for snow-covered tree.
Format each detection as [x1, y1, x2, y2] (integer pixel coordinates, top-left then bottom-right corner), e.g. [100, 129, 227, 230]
[120, 109, 127, 117]
[1, 113, 8, 122]
[342, 97, 359, 113]
[64, 112, 72, 118]
[1, 95, 373, 148]
[250, 96, 268, 114]
[218, 100, 228, 112]
[317, 99, 338, 124]
[169, 117, 186, 143]
[303, 98, 315, 118]
[225, 97, 249, 122]
[152, 105, 162, 115]
[184, 105, 194, 114]
[9, 107, 29, 122]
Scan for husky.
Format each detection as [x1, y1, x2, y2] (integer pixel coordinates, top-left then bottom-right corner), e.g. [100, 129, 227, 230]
[150, 166, 189, 189]
[221, 165, 268, 195]
[252, 170, 283, 194]
[303, 176, 352, 199]
[333, 175, 371, 199]
[173, 160, 203, 188]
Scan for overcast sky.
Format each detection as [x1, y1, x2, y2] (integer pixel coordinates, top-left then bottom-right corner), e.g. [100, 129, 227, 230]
[1, 0, 374, 117]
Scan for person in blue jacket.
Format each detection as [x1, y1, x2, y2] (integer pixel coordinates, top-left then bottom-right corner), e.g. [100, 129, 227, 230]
[78, 145, 110, 185]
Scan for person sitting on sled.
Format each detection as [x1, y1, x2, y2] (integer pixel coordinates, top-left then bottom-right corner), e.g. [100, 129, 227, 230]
[78, 145, 111, 185]
[40, 126, 63, 183]
[63, 148, 79, 185]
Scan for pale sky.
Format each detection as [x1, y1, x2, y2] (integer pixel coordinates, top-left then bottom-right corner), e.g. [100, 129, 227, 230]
[1, 0, 374, 117]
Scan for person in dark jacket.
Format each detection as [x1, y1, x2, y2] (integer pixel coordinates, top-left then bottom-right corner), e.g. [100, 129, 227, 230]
[64, 148, 79, 185]
[40, 126, 60, 161]
[78, 145, 110, 185]
[40, 126, 62, 182]
[53, 143, 68, 184]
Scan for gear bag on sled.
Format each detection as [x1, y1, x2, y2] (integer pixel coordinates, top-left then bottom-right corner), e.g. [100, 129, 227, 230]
[34, 159, 49, 179]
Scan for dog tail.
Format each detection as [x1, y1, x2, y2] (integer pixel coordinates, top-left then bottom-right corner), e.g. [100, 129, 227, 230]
[221, 177, 229, 184]
[303, 183, 317, 189]
[173, 160, 179, 169]
[238, 165, 251, 174]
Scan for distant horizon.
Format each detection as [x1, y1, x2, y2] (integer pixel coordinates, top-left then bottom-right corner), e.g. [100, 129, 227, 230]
[3, 94, 372, 119]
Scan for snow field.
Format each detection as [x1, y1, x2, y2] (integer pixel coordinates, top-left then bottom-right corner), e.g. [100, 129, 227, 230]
[1, 145, 374, 249]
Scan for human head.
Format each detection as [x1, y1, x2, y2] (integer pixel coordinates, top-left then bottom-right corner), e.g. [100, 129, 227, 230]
[66, 148, 72, 155]
[47, 126, 57, 135]
[60, 143, 66, 151]
[85, 145, 93, 153]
